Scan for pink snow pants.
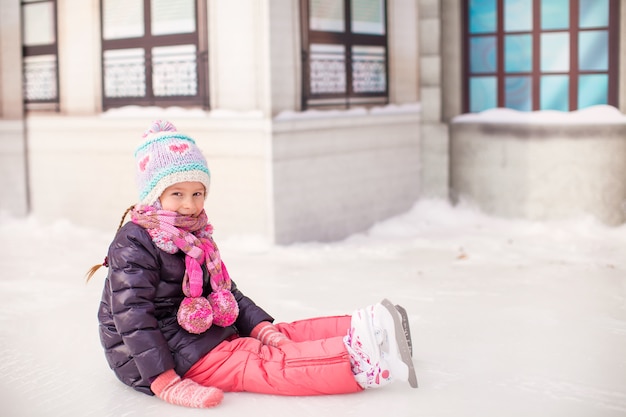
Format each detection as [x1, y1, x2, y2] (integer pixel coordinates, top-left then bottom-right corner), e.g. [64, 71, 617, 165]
[184, 315, 363, 396]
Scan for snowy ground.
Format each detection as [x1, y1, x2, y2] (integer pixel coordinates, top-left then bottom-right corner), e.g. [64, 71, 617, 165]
[1, 199, 625, 417]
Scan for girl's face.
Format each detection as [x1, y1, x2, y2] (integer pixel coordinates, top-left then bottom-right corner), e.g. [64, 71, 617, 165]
[159, 181, 206, 217]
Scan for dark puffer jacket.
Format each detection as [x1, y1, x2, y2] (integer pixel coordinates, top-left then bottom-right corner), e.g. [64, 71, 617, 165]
[97, 222, 273, 395]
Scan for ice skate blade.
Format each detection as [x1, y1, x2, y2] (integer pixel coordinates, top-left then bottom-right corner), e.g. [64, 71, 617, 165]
[381, 299, 418, 388]
[394, 304, 413, 357]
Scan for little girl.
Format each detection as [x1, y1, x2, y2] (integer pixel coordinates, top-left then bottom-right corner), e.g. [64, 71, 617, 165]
[87, 120, 417, 408]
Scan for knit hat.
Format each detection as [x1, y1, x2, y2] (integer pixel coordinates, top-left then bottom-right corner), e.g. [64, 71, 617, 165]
[135, 120, 211, 205]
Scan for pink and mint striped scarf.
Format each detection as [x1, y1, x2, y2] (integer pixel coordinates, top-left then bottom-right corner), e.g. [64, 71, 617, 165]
[131, 204, 239, 333]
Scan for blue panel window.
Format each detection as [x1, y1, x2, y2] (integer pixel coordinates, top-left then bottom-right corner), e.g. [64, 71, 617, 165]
[505, 34, 532, 73]
[470, 36, 497, 73]
[504, 0, 532, 32]
[540, 75, 568, 111]
[464, 0, 617, 112]
[578, 74, 608, 108]
[470, 76, 497, 112]
[579, 0, 609, 28]
[578, 30, 608, 71]
[505, 76, 532, 111]
[541, 0, 569, 30]
[469, 0, 497, 33]
[540, 32, 569, 72]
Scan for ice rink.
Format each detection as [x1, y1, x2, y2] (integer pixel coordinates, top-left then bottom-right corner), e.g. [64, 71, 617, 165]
[1, 199, 625, 416]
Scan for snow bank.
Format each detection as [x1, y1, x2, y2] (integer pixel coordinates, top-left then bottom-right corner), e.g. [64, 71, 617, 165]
[453, 105, 626, 124]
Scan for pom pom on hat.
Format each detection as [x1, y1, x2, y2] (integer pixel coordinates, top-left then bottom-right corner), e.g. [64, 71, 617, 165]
[135, 120, 211, 205]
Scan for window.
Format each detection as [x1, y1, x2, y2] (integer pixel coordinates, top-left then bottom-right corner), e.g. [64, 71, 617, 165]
[100, 0, 208, 110]
[22, 0, 59, 111]
[463, 0, 619, 112]
[300, 0, 388, 109]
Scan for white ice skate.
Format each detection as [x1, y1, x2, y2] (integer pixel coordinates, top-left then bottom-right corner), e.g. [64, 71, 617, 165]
[345, 300, 418, 389]
[345, 304, 392, 388]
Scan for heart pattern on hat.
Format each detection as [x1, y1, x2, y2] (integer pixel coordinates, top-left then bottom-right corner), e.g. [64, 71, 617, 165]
[170, 143, 190, 154]
[139, 155, 150, 171]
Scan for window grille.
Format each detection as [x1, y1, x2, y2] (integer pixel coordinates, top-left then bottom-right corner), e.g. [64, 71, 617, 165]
[101, 0, 208, 110]
[301, 0, 389, 109]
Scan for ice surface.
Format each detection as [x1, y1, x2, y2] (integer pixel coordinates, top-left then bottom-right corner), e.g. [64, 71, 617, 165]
[1, 199, 625, 416]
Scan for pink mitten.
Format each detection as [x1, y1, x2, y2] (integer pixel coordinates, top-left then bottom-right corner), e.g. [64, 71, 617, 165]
[251, 321, 292, 347]
[151, 369, 223, 408]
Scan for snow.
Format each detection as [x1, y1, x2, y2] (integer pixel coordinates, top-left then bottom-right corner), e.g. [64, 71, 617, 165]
[274, 102, 420, 121]
[453, 105, 626, 124]
[1, 199, 626, 417]
[100, 105, 209, 119]
[101, 102, 421, 122]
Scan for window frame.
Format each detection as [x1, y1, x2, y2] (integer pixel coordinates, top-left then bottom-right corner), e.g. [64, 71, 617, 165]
[461, 0, 619, 113]
[100, 0, 209, 110]
[300, 0, 389, 109]
[22, 0, 60, 111]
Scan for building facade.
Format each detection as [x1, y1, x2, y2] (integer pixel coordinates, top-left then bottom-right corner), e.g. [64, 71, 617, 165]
[420, 0, 626, 225]
[1, 0, 625, 243]
[1, 0, 421, 244]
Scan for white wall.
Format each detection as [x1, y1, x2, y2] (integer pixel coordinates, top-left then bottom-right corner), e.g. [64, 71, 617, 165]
[450, 121, 626, 225]
[25, 108, 421, 244]
[272, 109, 421, 243]
[0, 121, 29, 216]
[13, 0, 423, 244]
[25, 116, 274, 239]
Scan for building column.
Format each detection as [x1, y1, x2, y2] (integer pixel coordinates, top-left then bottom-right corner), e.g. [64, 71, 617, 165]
[418, 0, 449, 198]
[57, 0, 102, 114]
[0, 0, 29, 216]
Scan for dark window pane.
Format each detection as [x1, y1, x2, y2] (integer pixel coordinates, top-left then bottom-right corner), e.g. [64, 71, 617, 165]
[470, 36, 497, 73]
[23, 55, 57, 101]
[541, 0, 569, 30]
[102, 0, 144, 40]
[23, 2, 55, 46]
[351, 0, 385, 35]
[352, 45, 386, 92]
[505, 76, 532, 111]
[579, 0, 609, 28]
[152, 45, 198, 96]
[310, 0, 345, 32]
[505, 34, 532, 73]
[103, 48, 146, 98]
[469, 0, 497, 34]
[151, 0, 195, 35]
[470, 76, 497, 112]
[578, 74, 608, 108]
[309, 44, 346, 94]
[540, 75, 568, 110]
[504, 0, 532, 32]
